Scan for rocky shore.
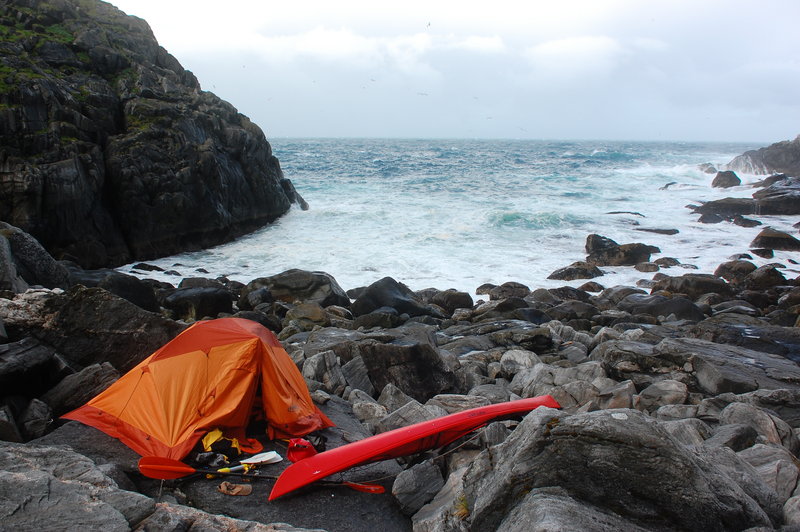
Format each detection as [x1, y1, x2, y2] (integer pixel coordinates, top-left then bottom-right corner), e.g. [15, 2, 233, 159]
[3, 0, 800, 530]
[2, 163, 800, 530]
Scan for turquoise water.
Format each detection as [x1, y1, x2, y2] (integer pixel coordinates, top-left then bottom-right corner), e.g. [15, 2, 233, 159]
[124, 138, 798, 295]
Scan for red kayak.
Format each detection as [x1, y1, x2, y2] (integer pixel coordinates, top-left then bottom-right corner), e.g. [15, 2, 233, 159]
[269, 395, 560, 500]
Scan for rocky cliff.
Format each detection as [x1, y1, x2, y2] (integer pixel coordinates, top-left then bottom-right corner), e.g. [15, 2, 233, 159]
[0, 0, 300, 269]
[727, 135, 800, 176]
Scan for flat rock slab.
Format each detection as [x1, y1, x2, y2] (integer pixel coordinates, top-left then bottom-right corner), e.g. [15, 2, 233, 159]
[654, 337, 800, 394]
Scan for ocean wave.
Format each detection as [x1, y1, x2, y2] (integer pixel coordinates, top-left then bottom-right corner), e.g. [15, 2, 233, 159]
[488, 210, 589, 229]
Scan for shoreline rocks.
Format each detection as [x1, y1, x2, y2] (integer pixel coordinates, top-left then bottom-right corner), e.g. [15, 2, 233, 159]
[2, 212, 800, 530]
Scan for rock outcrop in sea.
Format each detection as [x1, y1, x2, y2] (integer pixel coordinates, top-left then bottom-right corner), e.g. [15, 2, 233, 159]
[727, 135, 800, 176]
[0, 0, 304, 269]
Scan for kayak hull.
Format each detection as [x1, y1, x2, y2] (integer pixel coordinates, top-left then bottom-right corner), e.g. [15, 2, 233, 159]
[269, 395, 560, 500]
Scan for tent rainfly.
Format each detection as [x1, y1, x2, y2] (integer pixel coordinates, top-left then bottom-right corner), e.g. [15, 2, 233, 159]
[63, 318, 334, 459]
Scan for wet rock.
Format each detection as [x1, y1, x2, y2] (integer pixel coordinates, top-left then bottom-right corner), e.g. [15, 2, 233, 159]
[651, 273, 733, 300]
[727, 136, 800, 176]
[693, 198, 756, 218]
[751, 176, 800, 215]
[352, 277, 438, 318]
[353, 307, 402, 329]
[488, 281, 531, 300]
[732, 215, 762, 227]
[585, 234, 660, 266]
[547, 261, 604, 281]
[712, 170, 741, 188]
[743, 265, 788, 291]
[392, 459, 445, 515]
[239, 269, 349, 309]
[430, 289, 473, 315]
[655, 337, 800, 394]
[686, 313, 800, 357]
[617, 293, 705, 321]
[750, 227, 800, 251]
[714, 260, 758, 285]
[94, 271, 160, 312]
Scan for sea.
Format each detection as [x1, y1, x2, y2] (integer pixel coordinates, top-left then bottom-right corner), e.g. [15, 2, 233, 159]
[121, 138, 800, 297]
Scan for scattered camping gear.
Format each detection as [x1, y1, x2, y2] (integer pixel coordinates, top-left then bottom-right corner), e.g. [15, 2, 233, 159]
[241, 451, 282, 465]
[138, 456, 385, 494]
[269, 395, 560, 500]
[218, 481, 253, 496]
[287, 438, 318, 463]
[139, 456, 255, 479]
[63, 318, 334, 459]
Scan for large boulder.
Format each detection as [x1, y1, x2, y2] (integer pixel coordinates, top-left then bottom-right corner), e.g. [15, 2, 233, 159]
[0, 286, 185, 372]
[617, 293, 706, 322]
[547, 261, 604, 281]
[238, 269, 350, 309]
[351, 277, 440, 318]
[749, 228, 800, 251]
[651, 273, 733, 300]
[751, 177, 800, 215]
[463, 408, 775, 531]
[711, 171, 741, 188]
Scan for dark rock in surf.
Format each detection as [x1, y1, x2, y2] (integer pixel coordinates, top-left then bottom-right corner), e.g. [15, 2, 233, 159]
[750, 228, 800, 251]
[712, 171, 741, 188]
[714, 260, 758, 285]
[585, 234, 660, 267]
[727, 135, 800, 175]
[732, 215, 762, 228]
[547, 261, 604, 281]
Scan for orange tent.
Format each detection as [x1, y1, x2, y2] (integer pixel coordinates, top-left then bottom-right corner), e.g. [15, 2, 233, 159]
[63, 317, 333, 459]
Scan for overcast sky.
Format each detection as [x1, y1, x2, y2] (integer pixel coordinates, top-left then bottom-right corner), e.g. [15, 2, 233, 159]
[109, 0, 799, 143]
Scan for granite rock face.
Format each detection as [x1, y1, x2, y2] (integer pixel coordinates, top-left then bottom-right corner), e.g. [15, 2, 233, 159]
[0, 0, 302, 268]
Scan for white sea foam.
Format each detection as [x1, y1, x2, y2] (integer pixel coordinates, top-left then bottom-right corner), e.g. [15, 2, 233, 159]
[120, 139, 797, 297]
